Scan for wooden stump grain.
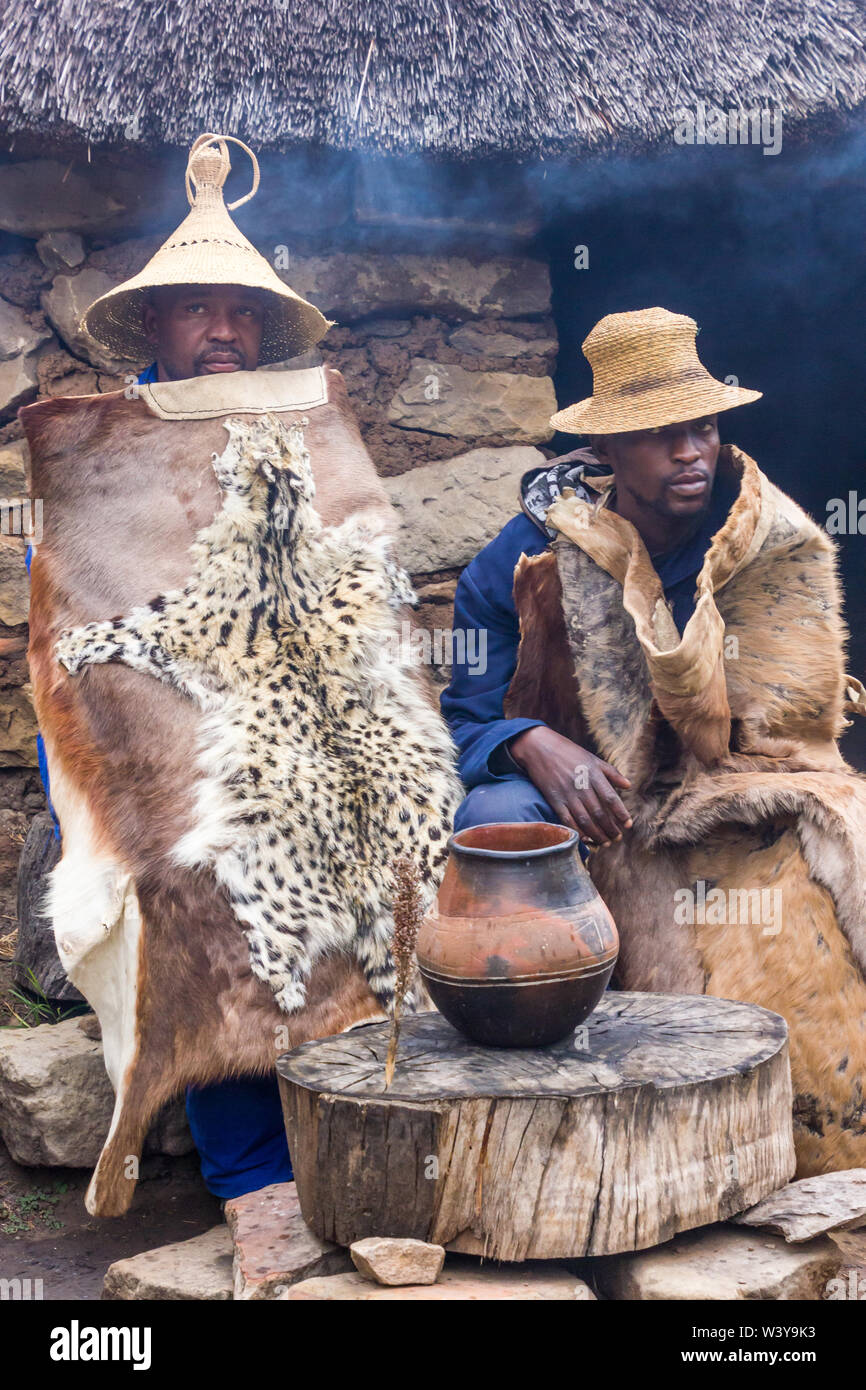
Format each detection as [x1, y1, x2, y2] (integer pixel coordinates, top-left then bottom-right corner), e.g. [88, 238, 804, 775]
[277, 992, 795, 1260]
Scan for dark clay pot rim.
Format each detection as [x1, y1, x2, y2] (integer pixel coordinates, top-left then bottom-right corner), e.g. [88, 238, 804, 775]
[447, 821, 580, 861]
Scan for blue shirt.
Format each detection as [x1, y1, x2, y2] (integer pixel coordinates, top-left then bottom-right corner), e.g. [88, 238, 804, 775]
[439, 474, 737, 790]
[28, 363, 158, 837]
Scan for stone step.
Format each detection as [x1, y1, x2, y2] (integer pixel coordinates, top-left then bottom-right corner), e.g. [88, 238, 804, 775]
[223, 1180, 350, 1299]
[595, 1224, 843, 1301]
[103, 1226, 233, 1301]
[732, 1169, 866, 1242]
[285, 1260, 595, 1301]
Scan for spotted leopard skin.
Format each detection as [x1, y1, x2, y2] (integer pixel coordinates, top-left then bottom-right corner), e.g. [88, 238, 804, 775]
[56, 413, 462, 1013]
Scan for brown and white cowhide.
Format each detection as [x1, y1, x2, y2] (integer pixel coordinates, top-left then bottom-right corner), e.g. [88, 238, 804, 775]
[22, 367, 461, 1217]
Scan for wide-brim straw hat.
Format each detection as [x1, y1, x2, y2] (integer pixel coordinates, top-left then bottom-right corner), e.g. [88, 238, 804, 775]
[82, 134, 332, 365]
[551, 307, 761, 435]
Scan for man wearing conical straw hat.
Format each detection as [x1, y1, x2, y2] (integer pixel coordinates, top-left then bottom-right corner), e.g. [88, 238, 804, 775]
[24, 133, 461, 1214]
[442, 306, 866, 1175]
[83, 133, 331, 380]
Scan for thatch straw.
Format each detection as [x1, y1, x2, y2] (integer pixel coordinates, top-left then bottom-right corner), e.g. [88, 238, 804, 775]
[1, 1, 865, 156]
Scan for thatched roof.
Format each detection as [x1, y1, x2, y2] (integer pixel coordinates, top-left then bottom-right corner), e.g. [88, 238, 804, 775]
[2, 0, 865, 158]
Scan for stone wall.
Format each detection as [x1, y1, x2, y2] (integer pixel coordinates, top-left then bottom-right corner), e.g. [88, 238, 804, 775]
[0, 215, 559, 878]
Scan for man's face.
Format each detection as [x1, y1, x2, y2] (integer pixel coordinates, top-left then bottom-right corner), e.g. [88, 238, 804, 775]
[142, 285, 266, 381]
[594, 416, 720, 522]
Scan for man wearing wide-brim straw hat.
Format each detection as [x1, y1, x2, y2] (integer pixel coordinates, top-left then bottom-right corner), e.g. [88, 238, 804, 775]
[442, 306, 764, 842]
[26, 134, 355, 1206]
[442, 306, 866, 1175]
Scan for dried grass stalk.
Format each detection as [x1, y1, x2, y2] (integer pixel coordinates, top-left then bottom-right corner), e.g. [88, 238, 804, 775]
[384, 855, 425, 1089]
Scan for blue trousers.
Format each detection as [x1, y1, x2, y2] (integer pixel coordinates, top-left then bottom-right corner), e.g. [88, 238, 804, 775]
[185, 1074, 292, 1200]
[186, 773, 557, 1199]
[453, 774, 558, 832]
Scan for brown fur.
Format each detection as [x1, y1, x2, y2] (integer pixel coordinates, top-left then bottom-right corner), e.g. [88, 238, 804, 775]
[507, 444, 866, 1172]
[504, 551, 588, 747]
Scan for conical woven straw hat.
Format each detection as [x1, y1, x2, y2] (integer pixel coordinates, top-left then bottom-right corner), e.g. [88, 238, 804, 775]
[82, 134, 332, 365]
[551, 307, 761, 435]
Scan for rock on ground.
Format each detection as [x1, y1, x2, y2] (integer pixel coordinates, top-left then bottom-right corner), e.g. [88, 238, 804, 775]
[388, 358, 556, 442]
[0, 1015, 192, 1165]
[350, 1236, 445, 1286]
[286, 1260, 595, 1300]
[384, 444, 545, 573]
[103, 1225, 233, 1301]
[732, 1170, 866, 1243]
[224, 1180, 350, 1299]
[595, 1224, 843, 1301]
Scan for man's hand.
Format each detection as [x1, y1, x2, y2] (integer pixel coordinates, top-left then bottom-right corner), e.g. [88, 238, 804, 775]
[508, 726, 632, 847]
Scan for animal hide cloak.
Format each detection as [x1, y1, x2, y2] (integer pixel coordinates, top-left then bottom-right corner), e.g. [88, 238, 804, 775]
[22, 367, 462, 1216]
[506, 444, 866, 1175]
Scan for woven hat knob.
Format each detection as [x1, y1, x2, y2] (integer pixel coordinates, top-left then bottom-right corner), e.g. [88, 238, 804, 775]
[185, 132, 260, 211]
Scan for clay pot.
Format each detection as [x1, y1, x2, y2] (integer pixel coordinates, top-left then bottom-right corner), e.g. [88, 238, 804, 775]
[417, 822, 619, 1047]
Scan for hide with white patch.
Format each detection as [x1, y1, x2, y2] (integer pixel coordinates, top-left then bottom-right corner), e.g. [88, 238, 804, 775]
[22, 366, 461, 1216]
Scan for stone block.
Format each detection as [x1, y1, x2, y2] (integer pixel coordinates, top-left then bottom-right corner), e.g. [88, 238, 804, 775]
[350, 1236, 445, 1286]
[0, 687, 38, 767]
[0, 439, 30, 495]
[35, 232, 86, 273]
[0, 807, 28, 889]
[733, 1170, 866, 1242]
[384, 444, 545, 573]
[0, 1016, 192, 1166]
[285, 253, 551, 324]
[595, 1225, 843, 1301]
[0, 533, 29, 625]
[448, 323, 557, 358]
[0, 161, 126, 238]
[224, 1180, 351, 1299]
[285, 1261, 595, 1300]
[42, 271, 139, 373]
[388, 358, 555, 442]
[103, 1225, 233, 1301]
[0, 299, 51, 362]
[0, 351, 41, 418]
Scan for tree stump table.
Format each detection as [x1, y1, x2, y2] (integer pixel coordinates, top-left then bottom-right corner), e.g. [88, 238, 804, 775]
[277, 992, 795, 1261]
